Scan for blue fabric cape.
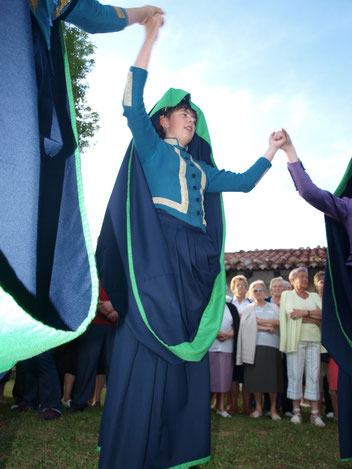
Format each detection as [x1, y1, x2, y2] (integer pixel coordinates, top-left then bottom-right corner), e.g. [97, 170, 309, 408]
[0, 0, 98, 373]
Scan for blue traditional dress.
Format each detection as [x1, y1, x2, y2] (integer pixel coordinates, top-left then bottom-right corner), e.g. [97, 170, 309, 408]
[96, 66, 272, 469]
[0, 0, 127, 373]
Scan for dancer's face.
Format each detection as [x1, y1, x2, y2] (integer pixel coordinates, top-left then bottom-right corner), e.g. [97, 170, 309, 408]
[162, 108, 196, 147]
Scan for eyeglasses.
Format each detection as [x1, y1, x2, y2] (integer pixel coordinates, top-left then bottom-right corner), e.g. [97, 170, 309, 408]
[253, 289, 264, 293]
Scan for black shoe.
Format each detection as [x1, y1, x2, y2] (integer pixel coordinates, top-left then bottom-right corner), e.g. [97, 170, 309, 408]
[37, 408, 61, 420]
[67, 402, 82, 412]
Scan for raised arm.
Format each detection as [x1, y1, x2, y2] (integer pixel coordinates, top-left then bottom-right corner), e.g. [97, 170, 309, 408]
[122, 14, 164, 160]
[281, 129, 348, 223]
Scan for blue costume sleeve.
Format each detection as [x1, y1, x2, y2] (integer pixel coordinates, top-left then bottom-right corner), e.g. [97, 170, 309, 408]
[65, 0, 127, 33]
[202, 157, 271, 193]
[122, 66, 160, 160]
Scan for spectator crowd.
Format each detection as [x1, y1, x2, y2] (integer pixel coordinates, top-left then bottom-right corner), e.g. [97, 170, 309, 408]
[209, 268, 338, 427]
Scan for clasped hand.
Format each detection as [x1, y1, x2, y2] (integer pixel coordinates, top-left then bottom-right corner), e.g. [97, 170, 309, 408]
[269, 129, 287, 150]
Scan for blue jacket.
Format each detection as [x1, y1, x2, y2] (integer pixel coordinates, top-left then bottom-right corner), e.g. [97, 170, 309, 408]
[123, 66, 272, 231]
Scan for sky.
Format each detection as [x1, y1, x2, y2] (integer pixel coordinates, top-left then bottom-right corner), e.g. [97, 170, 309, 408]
[80, 0, 352, 252]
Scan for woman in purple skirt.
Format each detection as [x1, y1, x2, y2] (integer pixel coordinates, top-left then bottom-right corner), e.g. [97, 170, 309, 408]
[209, 302, 240, 418]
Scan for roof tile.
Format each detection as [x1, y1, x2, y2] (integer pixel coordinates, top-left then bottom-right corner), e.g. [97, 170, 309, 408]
[224, 247, 327, 271]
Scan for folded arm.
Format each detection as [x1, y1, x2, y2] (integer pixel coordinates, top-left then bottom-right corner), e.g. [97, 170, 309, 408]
[256, 317, 280, 327]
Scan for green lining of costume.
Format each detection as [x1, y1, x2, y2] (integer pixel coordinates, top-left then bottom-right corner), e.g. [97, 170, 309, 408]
[334, 157, 352, 197]
[0, 25, 98, 373]
[126, 89, 226, 362]
[166, 455, 211, 469]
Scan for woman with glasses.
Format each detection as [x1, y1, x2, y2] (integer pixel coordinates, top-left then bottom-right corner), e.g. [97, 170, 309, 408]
[237, 280, 283, 420]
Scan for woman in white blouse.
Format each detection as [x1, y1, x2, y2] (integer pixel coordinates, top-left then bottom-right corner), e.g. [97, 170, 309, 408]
[237, 280, 283, 420]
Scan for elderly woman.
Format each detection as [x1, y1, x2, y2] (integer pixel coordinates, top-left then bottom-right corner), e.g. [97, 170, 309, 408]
[270, 277, 286, 307]
[209, 302, 240, 418]
[227, 275, 252, 415]
[280, 267, 324, 427]
[237, 280, 283, 420]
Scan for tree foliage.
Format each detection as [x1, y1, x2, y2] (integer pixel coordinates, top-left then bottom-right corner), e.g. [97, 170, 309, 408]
[63, 24, 100, 152]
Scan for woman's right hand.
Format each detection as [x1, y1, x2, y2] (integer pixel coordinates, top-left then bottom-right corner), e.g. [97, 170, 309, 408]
[280, 129, 299, 162]
[144, 12, 164, 42]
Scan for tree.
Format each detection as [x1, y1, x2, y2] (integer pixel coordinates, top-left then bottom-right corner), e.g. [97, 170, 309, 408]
[63, 24, 100, 152]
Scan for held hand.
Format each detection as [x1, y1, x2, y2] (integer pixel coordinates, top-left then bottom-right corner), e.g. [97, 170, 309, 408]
[280, 128, 293, 152]
[269, 130, 287, 150]
[138, 5, 165, 25]
[144, 13, 164, 42]
[263, 130, 287, 161]
[126, 5, 165, 26]
[281, 129, 299, 163]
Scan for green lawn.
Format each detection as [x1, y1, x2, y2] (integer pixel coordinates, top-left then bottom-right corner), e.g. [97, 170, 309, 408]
[0, 380, 351, 469]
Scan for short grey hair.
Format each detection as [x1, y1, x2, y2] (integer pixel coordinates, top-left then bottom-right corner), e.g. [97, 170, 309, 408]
[249, 279, 266, 293]
[269, 276, 285, 291]
[289, 267, 308, 283]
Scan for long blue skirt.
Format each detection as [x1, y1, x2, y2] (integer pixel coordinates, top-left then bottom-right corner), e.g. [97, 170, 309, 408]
[98, 212, 219, 469]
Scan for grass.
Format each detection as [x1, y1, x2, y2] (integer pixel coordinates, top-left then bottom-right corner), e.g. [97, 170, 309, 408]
[1, 380, 351, 469]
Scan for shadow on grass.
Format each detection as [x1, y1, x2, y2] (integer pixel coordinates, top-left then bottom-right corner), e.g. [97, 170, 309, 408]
[0, 400, 21, 469]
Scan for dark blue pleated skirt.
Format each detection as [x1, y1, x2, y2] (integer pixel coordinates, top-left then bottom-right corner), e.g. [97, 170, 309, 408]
[98, 211, 220, 469]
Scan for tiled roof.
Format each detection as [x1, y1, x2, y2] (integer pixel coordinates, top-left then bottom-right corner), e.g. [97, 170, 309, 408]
[224, 247, 327, 272]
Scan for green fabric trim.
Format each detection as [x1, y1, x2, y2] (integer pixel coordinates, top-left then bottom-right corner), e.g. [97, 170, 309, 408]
[0, 25, 98, 374]
[341, 457, 352, 462]
[166, 455, 211, 469]
[334, 157, 352, 197]
[126, 89, 226, 362]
